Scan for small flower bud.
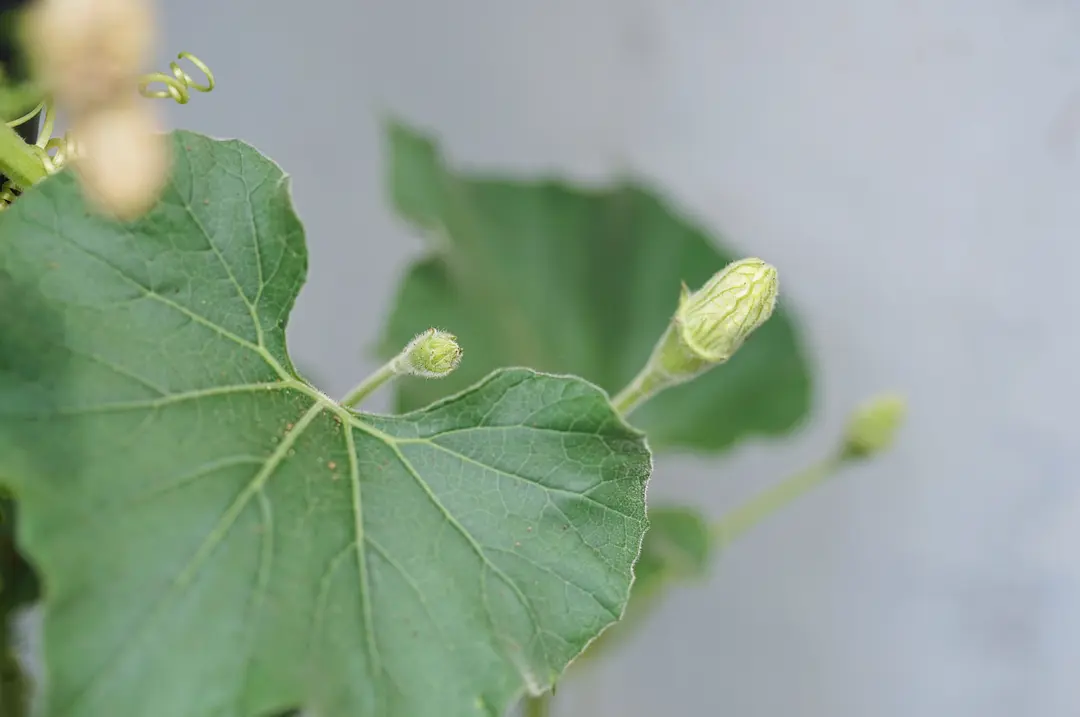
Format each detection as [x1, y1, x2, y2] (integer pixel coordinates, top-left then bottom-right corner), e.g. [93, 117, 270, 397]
[840, 393, 906, 460]
[675, 258, 779, 364]
[610, 258, 781, 416]
[401, 329, 462, 378]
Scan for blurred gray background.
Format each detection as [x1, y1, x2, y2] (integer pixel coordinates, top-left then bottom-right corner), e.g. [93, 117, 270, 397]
[153, 1, 1080, 715]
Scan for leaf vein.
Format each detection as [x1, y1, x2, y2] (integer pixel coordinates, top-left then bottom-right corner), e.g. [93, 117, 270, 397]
[51, 401, 320, 717]
[364, 536, 456, 653]
[484, 546, 618, 620]
[382, 441, 553, 674]
[343, 424, 383, 688]
[175, 142, 266, 349]
[2, 381, 294, 418]
[415, 440, 638, 523]
[175, 400, 323, 589]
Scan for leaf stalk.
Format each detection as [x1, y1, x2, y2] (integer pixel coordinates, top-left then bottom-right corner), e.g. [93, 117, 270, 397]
[711, 455, 844, 546]
[340, 356, 406, 408]
[0, 122, 47, 189]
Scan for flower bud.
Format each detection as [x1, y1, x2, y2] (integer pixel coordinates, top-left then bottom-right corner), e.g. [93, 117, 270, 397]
[401, 329, 462, 378]
[675, 258, 779, 364]
[71, 96, 170, 220]
[609, 257, 781, 416]
[840, 393, 906, 460]
[26, 0, 155, 116]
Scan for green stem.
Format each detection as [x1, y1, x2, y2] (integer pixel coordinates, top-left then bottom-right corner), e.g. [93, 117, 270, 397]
[610, 322, 710, 417]
[610, 365, 672, 417]
[0, 122, 46, 189]
[523, 692, 552, 717]
[339, 356, 405, 408]
[711, 455, 844, 546]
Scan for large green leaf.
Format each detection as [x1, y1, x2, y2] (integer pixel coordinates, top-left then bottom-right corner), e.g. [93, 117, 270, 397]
[0, 132, 651, 717]
[379, 122, 812, 452]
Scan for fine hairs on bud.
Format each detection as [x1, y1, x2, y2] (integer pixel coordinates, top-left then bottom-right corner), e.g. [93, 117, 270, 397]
[402, 329, 463, 378]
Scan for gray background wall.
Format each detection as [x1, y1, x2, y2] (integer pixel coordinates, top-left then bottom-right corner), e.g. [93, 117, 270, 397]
[155, 1, 1080, 715]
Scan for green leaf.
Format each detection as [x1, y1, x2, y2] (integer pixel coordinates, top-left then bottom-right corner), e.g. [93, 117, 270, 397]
[379, 121, 812, 453]
[0, 499, 39, 614]
[573, 505, 712, 666]
[0, 131, 651, 717]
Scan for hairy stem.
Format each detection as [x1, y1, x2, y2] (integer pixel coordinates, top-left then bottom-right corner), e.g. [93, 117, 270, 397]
[610, 366, 671, 417]
[339, 356, 405, 409]
[0, 122, 46, 189]
[711, 456, 843, 546]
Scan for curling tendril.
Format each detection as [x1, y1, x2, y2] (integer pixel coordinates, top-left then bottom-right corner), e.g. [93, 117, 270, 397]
[138, 52, 215, 104]
[1, 52, 213, 211]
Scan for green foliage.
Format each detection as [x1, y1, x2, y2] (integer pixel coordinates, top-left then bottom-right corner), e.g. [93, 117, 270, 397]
[379, 121, 812, 453]
[1, 491, 37, 717]
[575, 506, 712, 666]
[0, 132, 652, 717]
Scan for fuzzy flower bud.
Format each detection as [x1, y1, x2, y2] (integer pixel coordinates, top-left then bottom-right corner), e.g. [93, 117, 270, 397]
[401, 329, 462, 378]
[610, 257, 781, 416]
[675, 258, 779, 364]
[840, 393, 906, 460]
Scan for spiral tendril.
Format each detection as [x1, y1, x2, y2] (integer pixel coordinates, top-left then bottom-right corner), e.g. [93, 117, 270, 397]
[139, 52, 215, 104]
[2, 52, 213, 211]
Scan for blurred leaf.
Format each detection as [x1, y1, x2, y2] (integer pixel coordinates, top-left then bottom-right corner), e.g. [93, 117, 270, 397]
[573, 505, 712, 666]
[379, 121, 812, 453]
[633, 506, 713, 586]
[0, 498, 38, 615]
[0, 496, 36, 717]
